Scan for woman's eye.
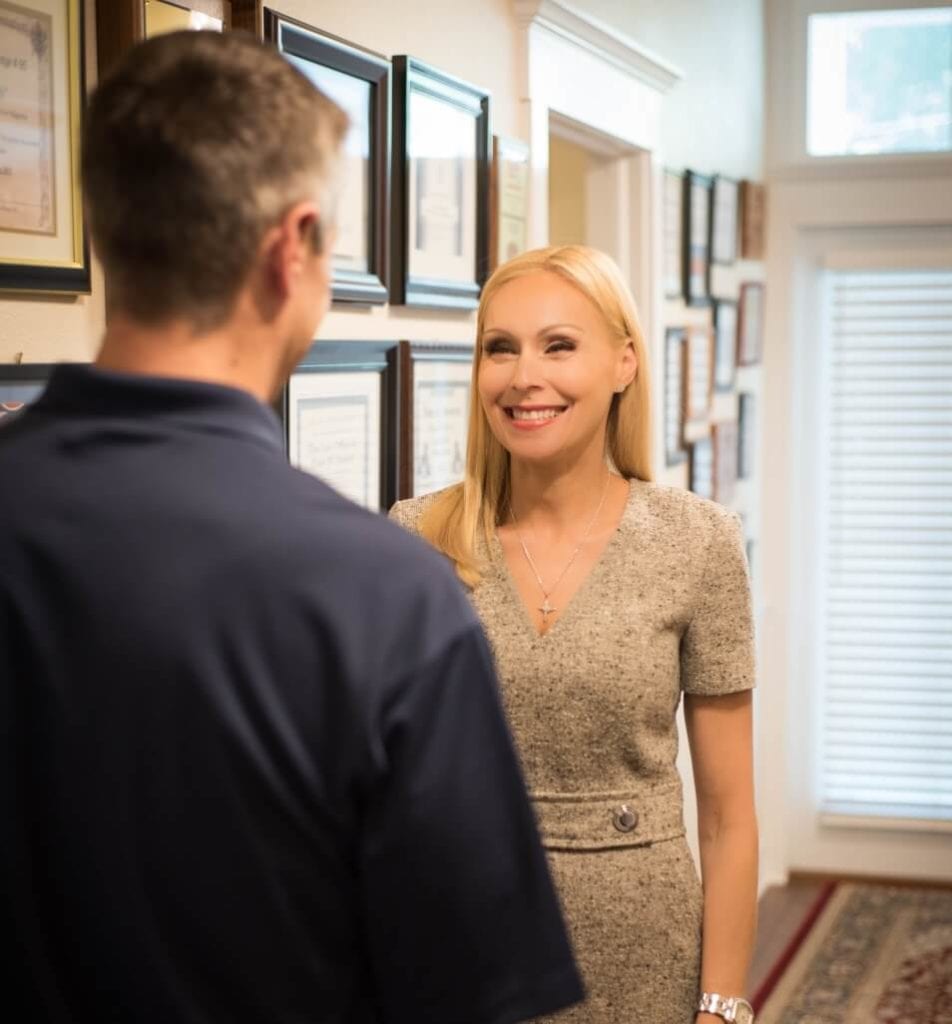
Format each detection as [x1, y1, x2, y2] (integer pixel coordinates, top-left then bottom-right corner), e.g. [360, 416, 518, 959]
[483, 339, 515, 356]
[546, 338, 576, 354]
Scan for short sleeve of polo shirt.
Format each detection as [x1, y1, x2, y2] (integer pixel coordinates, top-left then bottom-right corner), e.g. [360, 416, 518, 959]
[358, 622, 584, 1024]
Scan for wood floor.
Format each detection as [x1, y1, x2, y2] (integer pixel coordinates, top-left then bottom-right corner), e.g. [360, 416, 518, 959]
[746, 878, 825, 996]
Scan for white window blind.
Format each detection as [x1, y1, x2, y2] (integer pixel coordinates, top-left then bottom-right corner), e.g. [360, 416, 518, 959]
[820, 268, 952, 823]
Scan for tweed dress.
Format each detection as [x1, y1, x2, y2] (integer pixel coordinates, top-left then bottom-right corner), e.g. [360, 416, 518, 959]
[390, 479, 756, 1024]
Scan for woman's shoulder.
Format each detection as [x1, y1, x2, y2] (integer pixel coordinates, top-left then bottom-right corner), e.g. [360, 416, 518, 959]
[628, 478, 741, 543]
[388, 485, 460, 535]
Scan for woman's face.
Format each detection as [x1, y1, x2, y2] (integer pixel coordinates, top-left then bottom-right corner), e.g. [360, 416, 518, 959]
[478, 270, 636, 466]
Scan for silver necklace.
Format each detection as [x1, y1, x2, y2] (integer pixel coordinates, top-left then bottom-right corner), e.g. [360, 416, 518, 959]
[508, 472, 611, 624]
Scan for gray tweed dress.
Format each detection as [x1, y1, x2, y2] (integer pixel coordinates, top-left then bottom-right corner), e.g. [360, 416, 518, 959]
[390, 479, 756, 1024]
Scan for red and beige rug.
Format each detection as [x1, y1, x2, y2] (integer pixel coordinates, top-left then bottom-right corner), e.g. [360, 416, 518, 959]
[754, 882, 952, 1024]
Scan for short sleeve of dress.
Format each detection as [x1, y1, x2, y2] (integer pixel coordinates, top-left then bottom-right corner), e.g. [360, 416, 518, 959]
[680, 507, 756, 695]
[388, 497, 426, 536]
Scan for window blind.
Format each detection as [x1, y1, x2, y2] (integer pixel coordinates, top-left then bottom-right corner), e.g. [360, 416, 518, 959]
[820, 268, 952, 823]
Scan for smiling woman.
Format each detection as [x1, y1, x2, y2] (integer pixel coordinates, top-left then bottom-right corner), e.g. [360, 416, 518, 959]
[389, 244, 760, 1024]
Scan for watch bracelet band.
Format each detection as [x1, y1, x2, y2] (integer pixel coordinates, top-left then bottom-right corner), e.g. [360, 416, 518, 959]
[697, 991, 755, 1022]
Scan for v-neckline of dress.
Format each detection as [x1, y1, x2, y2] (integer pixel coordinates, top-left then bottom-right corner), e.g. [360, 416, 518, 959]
[489, 480, 635, 641]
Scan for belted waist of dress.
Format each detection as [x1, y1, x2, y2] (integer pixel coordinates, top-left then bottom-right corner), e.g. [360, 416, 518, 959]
[530, 783, 685, 850]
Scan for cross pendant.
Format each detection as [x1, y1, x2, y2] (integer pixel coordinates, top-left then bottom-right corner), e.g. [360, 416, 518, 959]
[539, 597, 556, 621]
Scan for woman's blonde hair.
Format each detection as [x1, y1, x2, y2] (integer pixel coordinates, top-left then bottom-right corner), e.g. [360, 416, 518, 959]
[420, 244, 653, 587]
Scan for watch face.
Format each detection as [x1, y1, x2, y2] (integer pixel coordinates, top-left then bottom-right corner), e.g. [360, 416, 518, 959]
[734, 1001, 755, 1024]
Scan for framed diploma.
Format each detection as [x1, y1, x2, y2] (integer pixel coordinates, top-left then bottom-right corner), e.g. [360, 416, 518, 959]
[261, 9, 389, 304]
[0, 361, 52, 421]
[682, 325, 713, 440]
[0, 0, 88, 293]
[740, 180, 766, 261]
[96, 1, 231, 77]
[712, 419, 738, 505]
[713, 299, 738, 392]
[709, 175, 739, 266]
[664, 327, 686, 467]
[282, 341, 398, 511]
[737, 391, 756, 479]
[489, 135, 529, 271]
[662, 169, 683, 299]
[688, 434, 714, 500]
[737, 281, 765, 366]
[391, 56, 490, 310]
[682, 169, 712, 307]
[394, 340, 472, 499]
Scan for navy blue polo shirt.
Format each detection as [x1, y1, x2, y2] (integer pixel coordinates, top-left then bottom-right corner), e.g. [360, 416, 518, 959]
[0, 365, 583, 1024]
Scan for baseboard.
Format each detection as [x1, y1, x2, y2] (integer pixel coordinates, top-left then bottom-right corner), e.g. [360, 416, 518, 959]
[789, 869, 952, 890]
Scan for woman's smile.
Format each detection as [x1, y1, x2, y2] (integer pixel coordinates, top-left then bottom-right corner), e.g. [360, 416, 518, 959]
[504, 404, 570, 429]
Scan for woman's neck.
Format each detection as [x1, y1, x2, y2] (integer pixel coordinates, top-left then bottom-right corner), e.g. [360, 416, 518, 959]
[508, 452, 614, 537]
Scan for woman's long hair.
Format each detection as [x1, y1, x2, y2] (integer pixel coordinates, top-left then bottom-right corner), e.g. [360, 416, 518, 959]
[419, 244, 653, 587]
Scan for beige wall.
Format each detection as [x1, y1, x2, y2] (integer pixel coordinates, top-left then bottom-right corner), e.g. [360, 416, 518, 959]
[547, 135, 591, 247]
[0, 0, 523, 365]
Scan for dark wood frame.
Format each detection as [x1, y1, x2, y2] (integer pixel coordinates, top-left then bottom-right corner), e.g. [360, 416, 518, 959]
[663, 169, 684, 300]
[489, 134, 530, 272]
[0, 363, 54, 419]
[738, 391, 756, 479]
[280, 341, 399, 510]
[688, 434, 714, 500]
[738, 282, 766, 366]
[713, 299, 739, 392]
[391, 56, 491, 310]
[664, 327, 687, 467]
[740, 180, 766, 261]
[710, 174, 739, 266]
[392, 340, 472, 499]
[0, 0, 89, 294]
[258, 9, 390, 305]
[712, 419, 739, 505]
[96, 0, 231, 77]
[682, 169, 712, 307]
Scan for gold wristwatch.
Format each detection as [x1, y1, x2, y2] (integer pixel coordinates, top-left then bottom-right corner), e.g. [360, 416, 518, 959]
[697, 993, 755, 1023]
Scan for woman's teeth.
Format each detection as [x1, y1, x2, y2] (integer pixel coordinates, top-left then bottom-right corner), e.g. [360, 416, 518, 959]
[510, 408, 564, 421]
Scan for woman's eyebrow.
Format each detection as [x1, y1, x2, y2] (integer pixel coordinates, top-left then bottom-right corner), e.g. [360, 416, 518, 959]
[483, 323, 584, 338]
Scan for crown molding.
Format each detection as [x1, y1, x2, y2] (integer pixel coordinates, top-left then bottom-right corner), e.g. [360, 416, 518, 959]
[513, 0, 683, 94]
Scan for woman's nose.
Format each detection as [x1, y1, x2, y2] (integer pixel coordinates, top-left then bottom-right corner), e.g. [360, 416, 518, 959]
[510, 350, 540, 391]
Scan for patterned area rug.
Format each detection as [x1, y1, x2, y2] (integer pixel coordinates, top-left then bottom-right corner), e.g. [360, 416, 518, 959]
[755, 882, 952, 1023]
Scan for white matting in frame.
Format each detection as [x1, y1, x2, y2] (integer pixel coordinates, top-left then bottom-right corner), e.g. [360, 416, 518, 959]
[412, 358, 471, 496]
[288, 370, 381, 511]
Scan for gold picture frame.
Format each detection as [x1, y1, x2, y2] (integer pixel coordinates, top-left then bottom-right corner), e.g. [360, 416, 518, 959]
[0, 0, 88, 293]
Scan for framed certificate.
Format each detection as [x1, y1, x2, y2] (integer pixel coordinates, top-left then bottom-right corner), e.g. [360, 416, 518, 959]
[394, 341, 472, 498]
[283, 341, 398, 511]
[97, 1, 231, 76]
[738, 282, 765, 366]
[738, 391, 756, 479]
[662, 169, 683, 299]
[682, 170, 712, 307]
[262, 10, 389, 305]
[0, 362, 52, 421]
[712, 419, 738, 505]
[688, 434, 714, 500]
[664, 327, 686, 467]
[710, 175, 739, 266]
[391, 56, 490, 310]
[740, 180, 766, 261]
[0, 0, 88, 293]
[713, 299, 738, 392]
[490, 135, 529, 271]
[682, 325, 713, 440]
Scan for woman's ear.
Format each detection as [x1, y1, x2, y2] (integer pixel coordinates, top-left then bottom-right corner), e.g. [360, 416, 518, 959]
[614, 339, 638, 392]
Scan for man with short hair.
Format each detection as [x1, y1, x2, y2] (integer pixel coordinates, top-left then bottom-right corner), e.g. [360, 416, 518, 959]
[0, 31, 583, 1024]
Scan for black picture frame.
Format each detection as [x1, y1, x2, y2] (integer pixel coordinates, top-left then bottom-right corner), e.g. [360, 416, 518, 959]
[682, 169, 712, 307]
[0, 363, 54, 422]
[280, 341, 398, 511]
[713, 299, 739, 392]
[261, 9, 390, 305]
[0, 0, 90, 295]
[688, 434, 714, 500]
[392, 341, 473, 499]
[709, 175, 739, 266]
[391, 56, 491, 310]
[664, 327, 687, 467]
[738, 392, 756, 479]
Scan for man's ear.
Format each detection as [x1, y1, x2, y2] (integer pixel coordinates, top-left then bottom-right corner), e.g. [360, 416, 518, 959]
[261, 200, 321, 298]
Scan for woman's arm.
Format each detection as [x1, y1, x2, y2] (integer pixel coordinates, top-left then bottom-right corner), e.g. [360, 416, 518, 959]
[684, 689, 758, 1023]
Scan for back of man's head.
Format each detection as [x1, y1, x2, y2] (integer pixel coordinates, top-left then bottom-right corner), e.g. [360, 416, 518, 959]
[83, 30, 347, 331]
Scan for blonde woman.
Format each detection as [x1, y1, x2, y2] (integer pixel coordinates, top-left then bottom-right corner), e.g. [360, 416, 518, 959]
[390, 246, 758, 1024]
